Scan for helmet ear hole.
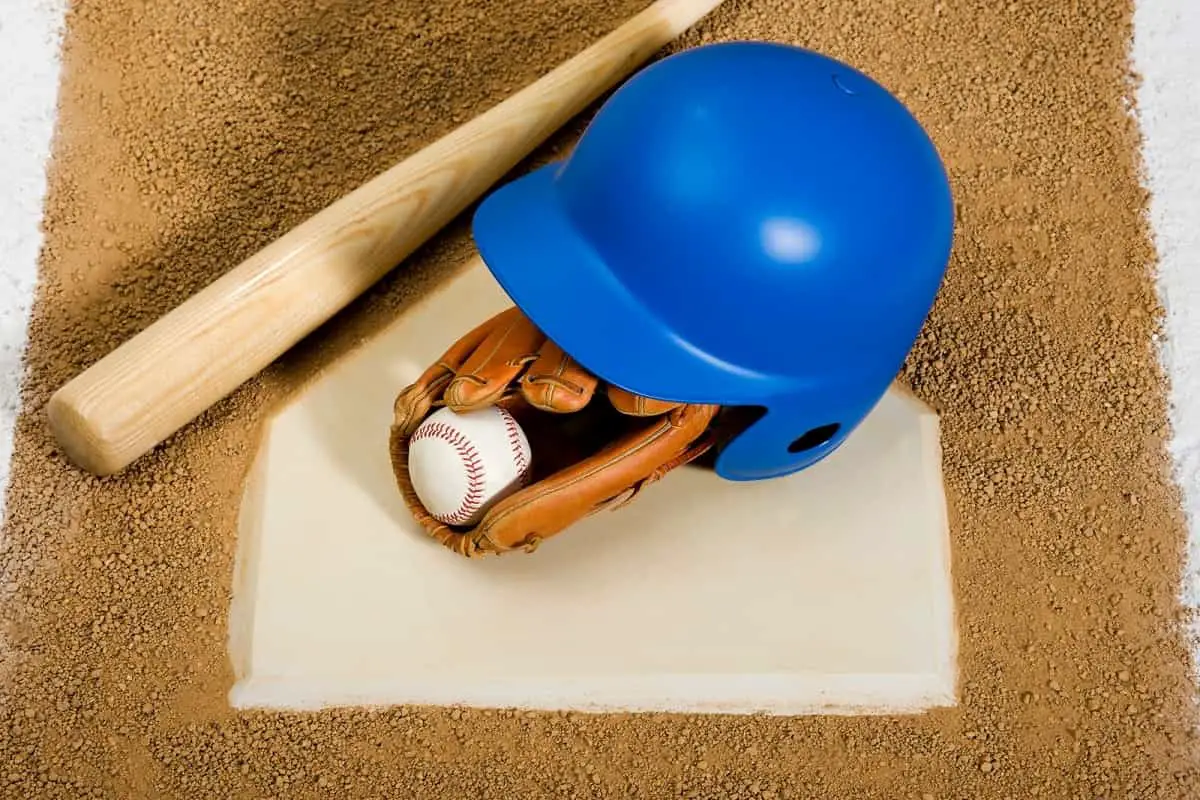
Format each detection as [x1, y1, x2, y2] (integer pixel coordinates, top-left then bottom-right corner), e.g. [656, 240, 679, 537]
[787, 424, 840, 454]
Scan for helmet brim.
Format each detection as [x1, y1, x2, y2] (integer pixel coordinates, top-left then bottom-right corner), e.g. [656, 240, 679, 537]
[472, 164, 771, 405]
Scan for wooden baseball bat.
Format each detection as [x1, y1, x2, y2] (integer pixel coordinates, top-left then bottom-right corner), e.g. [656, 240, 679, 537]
[46, 0, 725, 476]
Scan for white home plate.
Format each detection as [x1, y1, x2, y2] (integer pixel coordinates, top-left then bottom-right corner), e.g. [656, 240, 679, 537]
[227, 257, 958, 715]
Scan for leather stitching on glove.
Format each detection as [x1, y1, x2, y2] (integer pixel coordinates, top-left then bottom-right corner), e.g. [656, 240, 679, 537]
[388, 306, 721, 558]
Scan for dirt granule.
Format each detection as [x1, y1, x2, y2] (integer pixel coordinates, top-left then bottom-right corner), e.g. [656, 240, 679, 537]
[3, 0, 1200, 797]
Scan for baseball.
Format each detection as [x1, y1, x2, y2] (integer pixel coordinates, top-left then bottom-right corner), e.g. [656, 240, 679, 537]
[407, 405, 533, 527]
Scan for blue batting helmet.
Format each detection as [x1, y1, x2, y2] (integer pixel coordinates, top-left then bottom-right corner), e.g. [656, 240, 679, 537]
[471, 41, 955, 481]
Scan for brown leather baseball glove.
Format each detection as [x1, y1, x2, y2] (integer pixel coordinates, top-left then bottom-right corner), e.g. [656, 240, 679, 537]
[389, 306, 720, 557]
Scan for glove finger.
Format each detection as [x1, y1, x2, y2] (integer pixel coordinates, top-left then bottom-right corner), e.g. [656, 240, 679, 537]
[519, 340, 598, 413]
[445, 307, 544, 411]
[392, 309, 507, 435]
[473, 402, 721, 555]
[606, 385, 684, 417]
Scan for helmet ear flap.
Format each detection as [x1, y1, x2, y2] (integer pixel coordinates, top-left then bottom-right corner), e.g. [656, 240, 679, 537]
[787, 423, 841, 454]
[710, 399, 868, 481]
[709, 411, 841, 458]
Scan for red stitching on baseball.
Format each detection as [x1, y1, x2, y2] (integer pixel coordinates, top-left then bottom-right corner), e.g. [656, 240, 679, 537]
[499, 407, 531, 484]
[410, 421, 487, 525]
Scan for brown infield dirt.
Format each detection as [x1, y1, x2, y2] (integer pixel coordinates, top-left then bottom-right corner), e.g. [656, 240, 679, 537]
[2, 0, 1199, 797]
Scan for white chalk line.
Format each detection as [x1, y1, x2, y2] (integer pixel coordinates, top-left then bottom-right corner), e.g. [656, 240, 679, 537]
[0, 0, 68, 533]
[1131, 1, 1200, 679]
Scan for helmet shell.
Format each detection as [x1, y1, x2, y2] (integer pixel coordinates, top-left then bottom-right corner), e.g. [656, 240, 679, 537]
[472, 41, 954, 480]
